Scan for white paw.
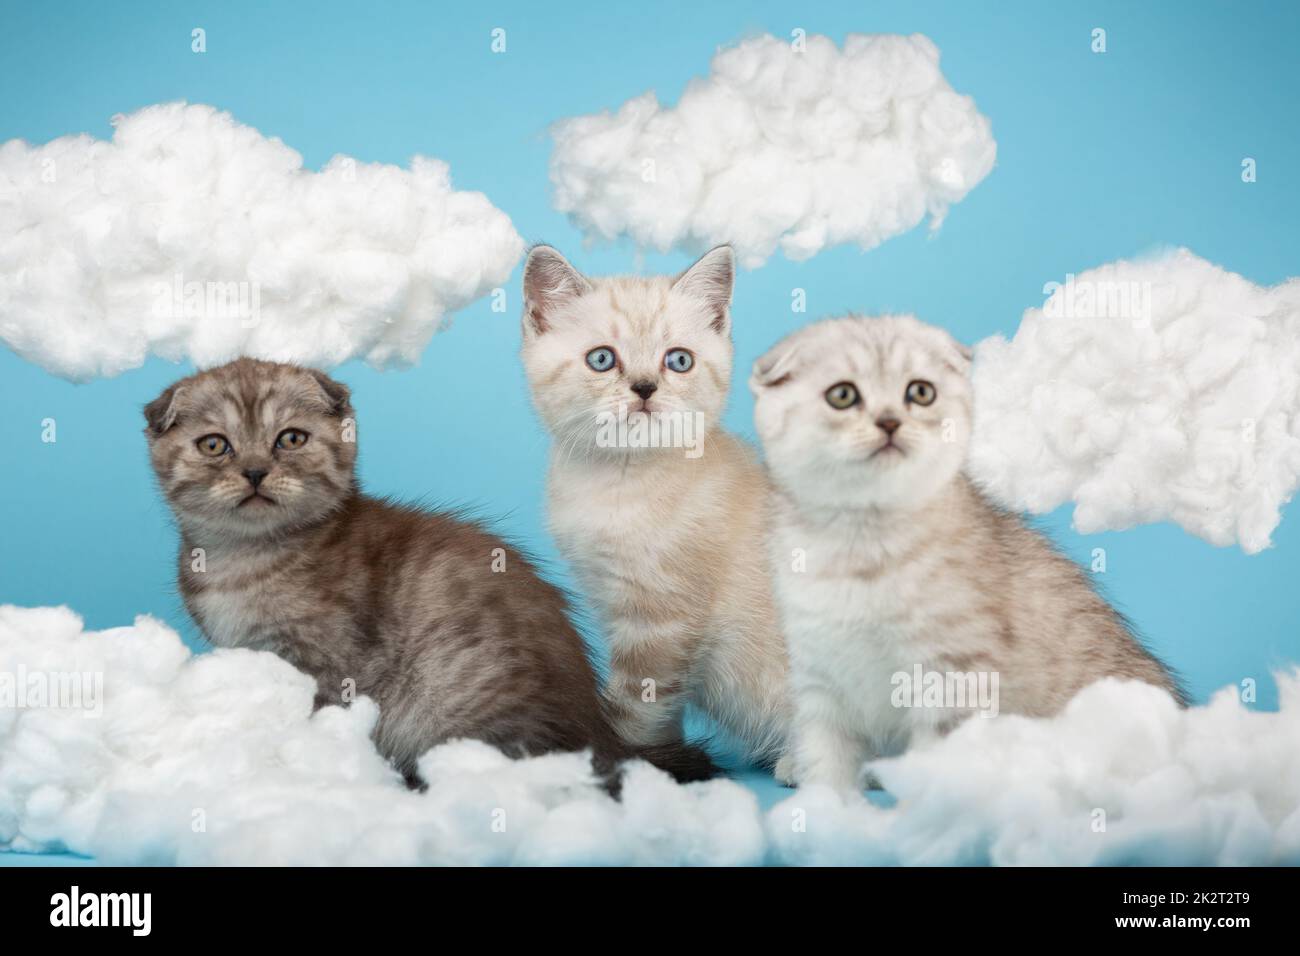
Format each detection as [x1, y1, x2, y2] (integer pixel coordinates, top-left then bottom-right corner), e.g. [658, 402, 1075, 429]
[773, 752, 797, 787]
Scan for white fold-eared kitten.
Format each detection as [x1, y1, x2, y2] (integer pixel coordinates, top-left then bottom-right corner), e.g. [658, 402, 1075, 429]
[751, 315, 1184, 792]
[520, 245, 792, 775]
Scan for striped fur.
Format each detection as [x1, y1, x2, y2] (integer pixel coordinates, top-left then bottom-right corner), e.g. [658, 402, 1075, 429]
[144, 358, 715, 786]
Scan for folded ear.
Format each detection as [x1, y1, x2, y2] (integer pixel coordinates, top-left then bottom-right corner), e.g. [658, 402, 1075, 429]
[306, 368, 352, 416]
[143, 383, 184, 438]
[522, 245, 592, 336]
[749, 338, 801, 394]
[952, 340, 974, 373]
[931, 328, 974, 376]
[672, 245, 734, 334]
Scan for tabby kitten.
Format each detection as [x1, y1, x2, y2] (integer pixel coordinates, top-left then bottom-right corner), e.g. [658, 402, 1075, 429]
[751, 315, 1185, 792]
[144, 358, 714, 786]
[520, 245, 792, 777]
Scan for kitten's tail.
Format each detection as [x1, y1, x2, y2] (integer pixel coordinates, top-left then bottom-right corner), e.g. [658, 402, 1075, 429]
[629, 740, 719, 784]
[591, 738, 719, 794]
[590, 693, 718, 789]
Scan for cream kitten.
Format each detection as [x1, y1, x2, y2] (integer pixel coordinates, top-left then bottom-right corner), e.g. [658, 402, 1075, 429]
[520, 245, 792, 774]
[751, 315, 1184, 792]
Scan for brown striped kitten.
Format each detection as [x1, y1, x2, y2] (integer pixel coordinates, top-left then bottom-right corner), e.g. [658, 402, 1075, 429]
[144, 358, 715, 787]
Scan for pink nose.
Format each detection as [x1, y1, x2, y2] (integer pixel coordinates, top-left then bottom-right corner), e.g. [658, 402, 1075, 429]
[876, 418, 900, 435]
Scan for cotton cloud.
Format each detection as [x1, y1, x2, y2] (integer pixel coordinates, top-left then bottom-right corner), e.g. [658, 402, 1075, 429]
[769, 675, 1300, 866]
[0, 103, 524, 381]
[547, 33, 996, 268]
[970, 249, 1300, 553]
[3, 604, 1298, 865]
[0, 606, 763, 865]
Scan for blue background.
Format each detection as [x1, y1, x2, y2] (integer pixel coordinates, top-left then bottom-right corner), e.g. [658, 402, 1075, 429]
[2, 0, 1298, 855]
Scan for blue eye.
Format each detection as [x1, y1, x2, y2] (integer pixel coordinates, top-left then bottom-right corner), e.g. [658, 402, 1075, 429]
[586, 347, 616, 372]
[664, 349, 694, 373]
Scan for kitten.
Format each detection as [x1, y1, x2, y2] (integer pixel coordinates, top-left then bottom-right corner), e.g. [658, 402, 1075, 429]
[751, 315, 1185, 792]
[520, 245, 792, 777]
[144, 358, 715, 787]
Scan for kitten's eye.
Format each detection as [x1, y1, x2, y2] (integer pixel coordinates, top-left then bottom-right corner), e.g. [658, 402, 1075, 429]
[825, 382, 859, 410]
[664, 348, 694, 373]
[275, 429, 310, 450]
[905, 380, 937, 406]
[586, 347, 617, 372]
[196, 434, 230, 457]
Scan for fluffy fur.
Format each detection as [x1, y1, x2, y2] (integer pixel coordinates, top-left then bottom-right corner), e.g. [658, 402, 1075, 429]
[752, 315, 1184, 791]
[520, 246, 792, 773]
[143, 358, 715, 787]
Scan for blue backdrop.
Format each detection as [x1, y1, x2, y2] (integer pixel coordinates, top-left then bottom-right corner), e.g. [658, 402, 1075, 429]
[2, 0, 1297, 738]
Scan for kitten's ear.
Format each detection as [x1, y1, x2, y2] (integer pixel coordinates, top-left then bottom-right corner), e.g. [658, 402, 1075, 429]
[749, 339, 801, 393]
[143, 383, 184, 438]
[936, 331, 974, 376]
[672, 245, 735, 334]
[307, 368, 352, 416]
[522, 245, 592, 336]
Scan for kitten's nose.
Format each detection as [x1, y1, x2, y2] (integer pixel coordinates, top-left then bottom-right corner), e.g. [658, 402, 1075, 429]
[630, 381, 658, 401]
[243, 469, 268, 490]
[876, 417, 901, 436]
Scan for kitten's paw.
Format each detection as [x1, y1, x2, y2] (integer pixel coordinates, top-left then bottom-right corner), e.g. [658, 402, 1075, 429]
[773, 752, 798, 787]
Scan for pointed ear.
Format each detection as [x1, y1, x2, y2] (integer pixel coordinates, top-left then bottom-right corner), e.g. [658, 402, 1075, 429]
[749, 338, 801, 394]
[143, 383, 185, 438]
[306, 368, 352, 416]
[522, 245, 592, 336]
[672, 245, 735, 334]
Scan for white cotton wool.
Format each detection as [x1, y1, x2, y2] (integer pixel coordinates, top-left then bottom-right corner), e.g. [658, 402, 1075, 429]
[0, 103, 525, 381]
[970, 249, 1300, 553]
[547, 33, 996, 267]
[4, 604, 1299, 865]
[0, 605, 763, 866]
[766, 674, 1300, 866]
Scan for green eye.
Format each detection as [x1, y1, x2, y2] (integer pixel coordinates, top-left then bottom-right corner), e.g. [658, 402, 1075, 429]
[276, 429, 309, 450]
[586, 347, 616, 372]
[196, 434, 230, 457]
[825, 382, 859, 410]
[664, 348, 694, 373]
[905, 380, 937, 406]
